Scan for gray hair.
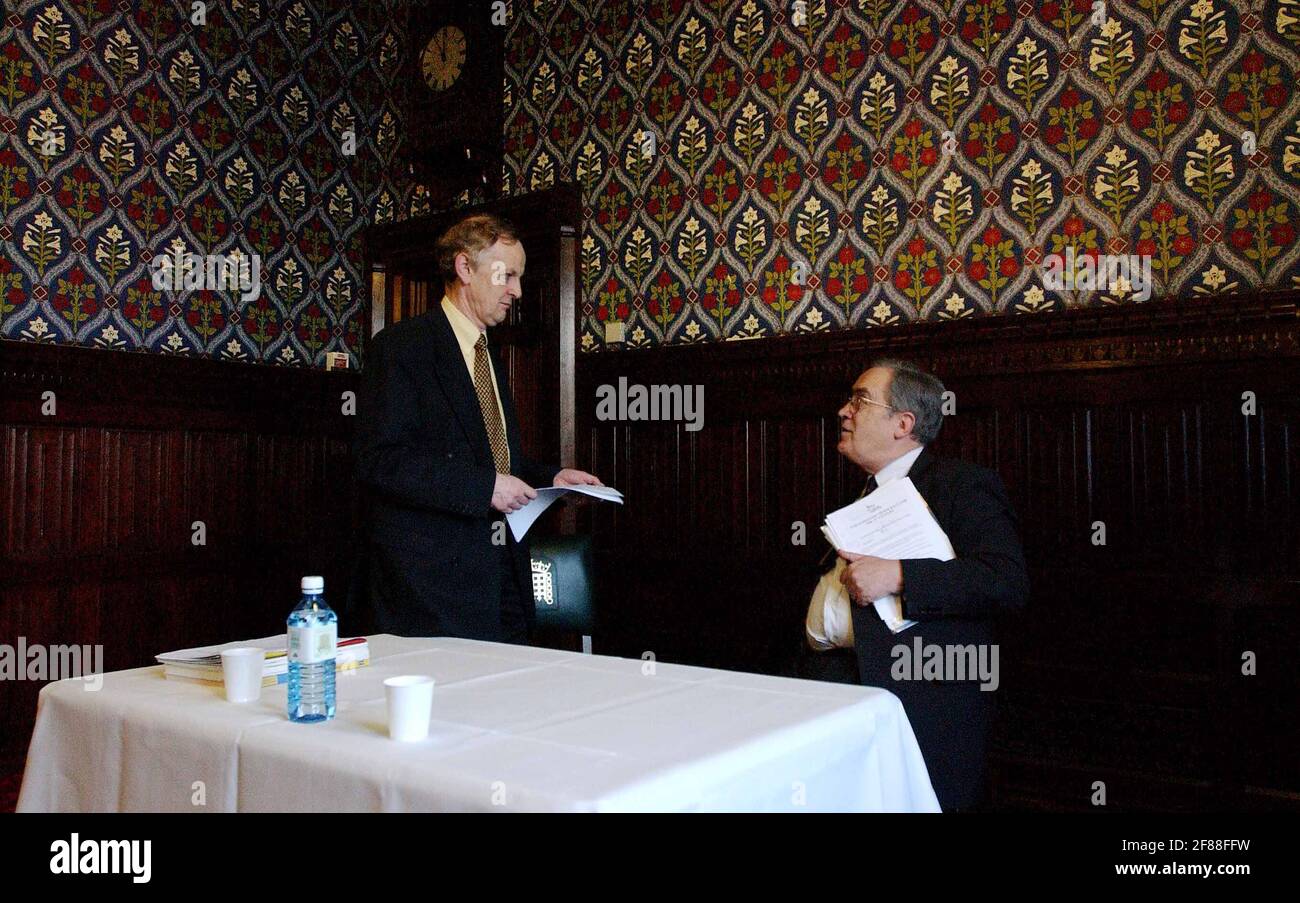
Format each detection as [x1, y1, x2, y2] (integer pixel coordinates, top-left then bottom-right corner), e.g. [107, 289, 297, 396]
[871, 358, 945, 445]
[435, 213, 519, 283]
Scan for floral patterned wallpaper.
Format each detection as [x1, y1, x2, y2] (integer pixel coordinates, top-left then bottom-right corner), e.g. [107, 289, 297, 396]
[501, 0, 1300, 351]
[1, 0, 417, 365]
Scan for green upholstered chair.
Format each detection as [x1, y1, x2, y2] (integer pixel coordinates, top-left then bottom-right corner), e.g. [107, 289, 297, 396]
[529, 535, 596, 653]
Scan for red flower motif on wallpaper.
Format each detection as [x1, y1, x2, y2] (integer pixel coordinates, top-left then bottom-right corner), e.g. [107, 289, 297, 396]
[127, 179, 168, 240]
[822, 23, 867, 94]
[124, 277, 165, 337]
[596, 179, 630, 230]
[242, 292, 281, 351]
[762, 254, 805, 329]
[1222, 50, 1289, 138]
[701, 54, 740, 117]
[960, 0, 1013, 60]
[896, 236, 942, 307]
[964, 102, 1016, 181]
[53, 267, 97, 331]
[0, 255, 24, 318]
[0, 147, 33, 218]
[759, 144, 801, 213]
[758, 39, 800, 107]
[701, 158, 740, 221]
[888, 5, 937, 79]
[549, 96, 582, 150]
[57, 164, 105, 231]
[595, 83, 630, 136]
[193, 100, 232, 155]
[891, 118, 937, 193]
[1043, 86, 1101, 169]
[131, 82, 174, 142]
[648, 268, 684, 329]
[1, 41, 40, 109]
[1229, 187, 1294, 278]
[823, 132, 868, 205]
[702, 262, 740, 330]
[248, 204, 283, 259]
[827, 243, 870, 322]
[596, 276, 629, 323]
[134, 0, 179, 43]
[969, 225, 1019, 307]
[62, 63, 108, 127]
[1129, 69, 1189, 155]
[648, 72, 685, 127]
[646, 166, 684, 231]
[186, 289, 225, 341]
[1039, 0, 1091, 42]
[189, 193, 228, 248]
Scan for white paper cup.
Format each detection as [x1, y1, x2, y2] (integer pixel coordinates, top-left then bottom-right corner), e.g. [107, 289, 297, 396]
[384, 675, 435, 741]
[220, 647, 265, 703]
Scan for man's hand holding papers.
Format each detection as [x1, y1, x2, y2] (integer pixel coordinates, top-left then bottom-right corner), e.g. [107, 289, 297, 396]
[837, 552, 903, 605]
[505, 483, 624, 541]
[820, 476, 957, 635]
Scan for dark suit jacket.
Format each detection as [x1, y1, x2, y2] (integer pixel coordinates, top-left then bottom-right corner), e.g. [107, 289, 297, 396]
[350, 305, 559, 640]
[849, 448, 1029, 811]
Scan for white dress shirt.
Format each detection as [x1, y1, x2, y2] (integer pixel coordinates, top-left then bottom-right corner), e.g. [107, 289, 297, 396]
[805, 445, 926, 650]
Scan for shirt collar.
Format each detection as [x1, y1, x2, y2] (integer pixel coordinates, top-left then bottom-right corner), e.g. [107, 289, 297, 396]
[873, 445, 926, 486]
[441, 295, 483, 357]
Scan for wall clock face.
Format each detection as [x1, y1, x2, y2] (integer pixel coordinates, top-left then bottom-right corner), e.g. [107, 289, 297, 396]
[421, 26, 467, 92]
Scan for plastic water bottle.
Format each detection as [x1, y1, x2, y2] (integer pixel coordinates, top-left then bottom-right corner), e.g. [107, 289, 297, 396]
[287, 575, 337, 723]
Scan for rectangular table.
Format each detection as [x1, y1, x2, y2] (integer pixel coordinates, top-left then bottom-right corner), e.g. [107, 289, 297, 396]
[18, 635, 940, 812]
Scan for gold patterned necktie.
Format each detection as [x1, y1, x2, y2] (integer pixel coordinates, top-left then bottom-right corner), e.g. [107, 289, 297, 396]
[473, 334, 511, 474]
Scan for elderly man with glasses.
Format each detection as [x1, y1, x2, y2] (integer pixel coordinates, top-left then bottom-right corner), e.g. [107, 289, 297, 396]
[800, 358, 1029, 812]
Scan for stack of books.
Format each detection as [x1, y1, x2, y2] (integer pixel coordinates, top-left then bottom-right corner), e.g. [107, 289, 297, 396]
[156, 636, 371, 687]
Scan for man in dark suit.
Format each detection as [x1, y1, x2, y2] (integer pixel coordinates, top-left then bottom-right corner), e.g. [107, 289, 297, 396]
[352, 213, 601, 643]
[805, 358, 1028, 811]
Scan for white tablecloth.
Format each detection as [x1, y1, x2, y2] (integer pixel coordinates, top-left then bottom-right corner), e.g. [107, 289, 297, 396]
[18, 635, 939, 812]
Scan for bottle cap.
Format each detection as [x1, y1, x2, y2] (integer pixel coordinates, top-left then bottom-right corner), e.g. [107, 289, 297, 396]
[301, 575, 324, 593]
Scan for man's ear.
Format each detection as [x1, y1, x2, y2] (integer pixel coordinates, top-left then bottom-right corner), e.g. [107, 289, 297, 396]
[896, 411, 916, 441]
[453, 250, 474, 284]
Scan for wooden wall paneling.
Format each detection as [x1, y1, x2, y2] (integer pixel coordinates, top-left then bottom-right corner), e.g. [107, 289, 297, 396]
[1238, 388, 1300, 574]
[5, 427, 81, 561]
[101, 429, 169, 552]
[184, 431, 249, 553]
[0, 340, 361, 760]
[1230, 582, 1300, 801]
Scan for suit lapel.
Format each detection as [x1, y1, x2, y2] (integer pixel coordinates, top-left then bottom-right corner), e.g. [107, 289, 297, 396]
[426, 307, 493, 463]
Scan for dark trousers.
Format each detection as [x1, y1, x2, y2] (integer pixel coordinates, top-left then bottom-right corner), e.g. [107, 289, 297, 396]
[793, 646, 860, 685]
[353, 531, 533, 645]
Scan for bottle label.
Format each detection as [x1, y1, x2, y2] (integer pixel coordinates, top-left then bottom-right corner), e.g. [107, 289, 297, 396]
[288, 624, 337, 664]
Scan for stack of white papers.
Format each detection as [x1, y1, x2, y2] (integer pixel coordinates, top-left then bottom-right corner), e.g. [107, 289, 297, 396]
[506, 484, 624, 540]
[156, 636, 370, 686]
[820, 477, 955, 634]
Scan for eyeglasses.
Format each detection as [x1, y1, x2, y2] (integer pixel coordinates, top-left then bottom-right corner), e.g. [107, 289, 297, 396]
[846, 391, 898, 414]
